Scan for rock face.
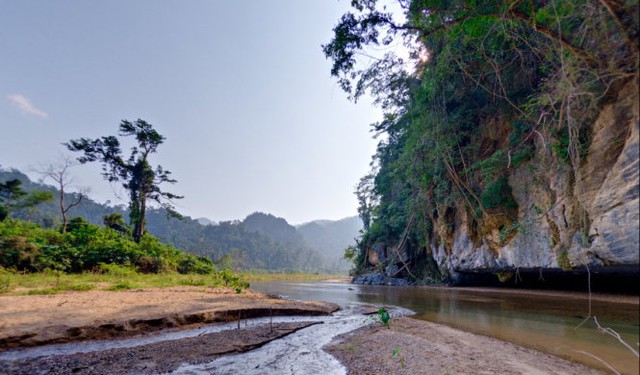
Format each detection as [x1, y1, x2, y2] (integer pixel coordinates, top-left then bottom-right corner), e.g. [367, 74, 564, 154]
[432, 79, 639, 284]
[352, 273, 413, 286]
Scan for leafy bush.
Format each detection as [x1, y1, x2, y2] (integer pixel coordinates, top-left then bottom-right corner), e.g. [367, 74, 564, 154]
[97, 262, 138, 278]
[481, 176, 517, 210]
[511, 147, 534, 168]
[106, 281, 134, 291]
[215, 268, 250, 289]
[177, 255, 215, 274]
[0, 217, 242, 289]
[0, 266, 11, 293]
[552, 127, 571, 162]
[136, 256, 166, 274]
[371, 307, 391, 328]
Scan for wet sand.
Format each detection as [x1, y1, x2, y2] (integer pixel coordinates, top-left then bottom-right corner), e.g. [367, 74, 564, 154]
[0, 286, 338, 350]
[325, 316, 606, 375]
[0, 321, 320, 374]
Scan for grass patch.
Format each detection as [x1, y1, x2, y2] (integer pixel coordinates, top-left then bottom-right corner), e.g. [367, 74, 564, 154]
[22, 283, 96, 295]
[106, 281, 134, 291]
[177, 277, 207, 286]
[345, 343, 359, 351]
[0, 267, 11, 293]
[0, 269, 250, 295]
[26, 288, 58, 295]
[239, 272, 345, 283]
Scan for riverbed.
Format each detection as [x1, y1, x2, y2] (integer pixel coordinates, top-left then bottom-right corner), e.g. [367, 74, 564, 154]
[251, 281, 639, 374]
[0, 281, 637, 374]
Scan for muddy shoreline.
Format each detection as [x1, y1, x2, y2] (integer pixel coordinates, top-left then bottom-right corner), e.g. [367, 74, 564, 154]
[0, 321, 320, 375]
[0, 286, 339, 351]
[325, 316, 606, 375]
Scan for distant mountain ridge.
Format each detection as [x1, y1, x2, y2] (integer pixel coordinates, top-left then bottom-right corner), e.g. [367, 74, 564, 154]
[195, 217, 217, 226]
[1, 167, 360, 272]
[243, 212, 306, 247]
[297, 216, 362, 267]
[239, 212, 362, 272]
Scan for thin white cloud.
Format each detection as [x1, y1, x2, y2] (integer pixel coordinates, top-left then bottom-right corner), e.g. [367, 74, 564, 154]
[6, 94, 48, 118]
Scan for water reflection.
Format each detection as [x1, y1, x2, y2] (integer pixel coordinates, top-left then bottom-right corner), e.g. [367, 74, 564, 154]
[253, 281, 639, 374]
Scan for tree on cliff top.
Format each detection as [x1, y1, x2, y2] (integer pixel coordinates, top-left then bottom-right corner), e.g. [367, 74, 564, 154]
[325, 0, 638, 278]
[65, 119, 182, 242]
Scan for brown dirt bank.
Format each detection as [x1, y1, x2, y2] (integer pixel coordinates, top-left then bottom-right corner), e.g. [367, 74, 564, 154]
[0, 286, 339, 351]
[325, 317, 605, 375]
[0, 321, 319, 374]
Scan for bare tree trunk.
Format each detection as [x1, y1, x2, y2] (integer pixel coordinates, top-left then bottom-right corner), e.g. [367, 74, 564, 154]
[59, 183, 67, 233]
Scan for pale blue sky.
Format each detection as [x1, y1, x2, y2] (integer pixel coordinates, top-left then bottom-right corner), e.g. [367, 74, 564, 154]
[0, 0, 382, 224]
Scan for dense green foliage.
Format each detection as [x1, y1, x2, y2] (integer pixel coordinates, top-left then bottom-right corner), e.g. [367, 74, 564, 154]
[0, 217, 215, 275]
[0, 264, 250, 295]
[326, 0, 638, 278]
[0, 169, 343, 273]
[0, 169, 127, 227]
[0, 179, 53, 221]
[243, 212, 306, 247]
[146, 211, 333, 272]
[66, 119, 182, 242]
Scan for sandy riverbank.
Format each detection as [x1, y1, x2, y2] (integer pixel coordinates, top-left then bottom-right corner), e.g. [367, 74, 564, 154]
[0, 286, 338, 350]
[0, 286, 622, 374]
[325, 316, 606, 374]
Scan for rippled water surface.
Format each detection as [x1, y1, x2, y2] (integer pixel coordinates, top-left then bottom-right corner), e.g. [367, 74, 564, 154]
[171, 306, 413, 375]
[251, 281, 639, 374]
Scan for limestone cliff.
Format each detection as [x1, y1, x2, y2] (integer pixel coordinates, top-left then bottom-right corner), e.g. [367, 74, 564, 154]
[429, 79, 639, 280]
[359, 79, 639, 290]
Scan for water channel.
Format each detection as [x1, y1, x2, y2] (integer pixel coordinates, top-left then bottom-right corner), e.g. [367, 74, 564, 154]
[249, 281, 639, 374]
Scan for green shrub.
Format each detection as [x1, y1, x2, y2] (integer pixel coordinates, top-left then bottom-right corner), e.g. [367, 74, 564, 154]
[511, 147, 534, 168]
[557, 248, 572, 271]
[177, 255, 215, 275]
[0, 235, 41, 271]
[105, 281, 134, 291]
[55, 283, 95, 292]
[481, 176, 517, 209]
[0, 266, 12, 293]
[371, 307, 391, 328]
[178, 277, 206, 286]
[27, 288, 58, 295]
[215, 268, 250, 289]
[0, 217, 224, 277]
[499, 221, 522, 242]
[97, 262, 138, 277]
[36, 245, 81, 272]
[552, 127, 570, 162]
[136, 256, 167, 274]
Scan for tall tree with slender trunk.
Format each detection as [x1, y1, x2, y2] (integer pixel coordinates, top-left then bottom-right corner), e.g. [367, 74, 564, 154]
[65, 119, 182, 242]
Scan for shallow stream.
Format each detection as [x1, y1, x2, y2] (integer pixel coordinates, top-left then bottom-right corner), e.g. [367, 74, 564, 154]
[250, 281, 640, 374]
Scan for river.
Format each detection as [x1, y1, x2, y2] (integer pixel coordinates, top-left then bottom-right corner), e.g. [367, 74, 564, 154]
[1, 281, 636, 374]
[251, 281, 639, 374]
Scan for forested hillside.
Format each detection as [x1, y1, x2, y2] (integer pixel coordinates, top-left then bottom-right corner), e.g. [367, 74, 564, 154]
[240, 212, 363, 272]
[0, 168, 332, 273]
[243, 212, 306, 247]
[326, 0, 639, 288]
[298, 216, 362, 271]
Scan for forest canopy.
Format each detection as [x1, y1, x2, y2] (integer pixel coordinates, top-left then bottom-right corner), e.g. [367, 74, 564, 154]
[325, 0, 639, 278]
